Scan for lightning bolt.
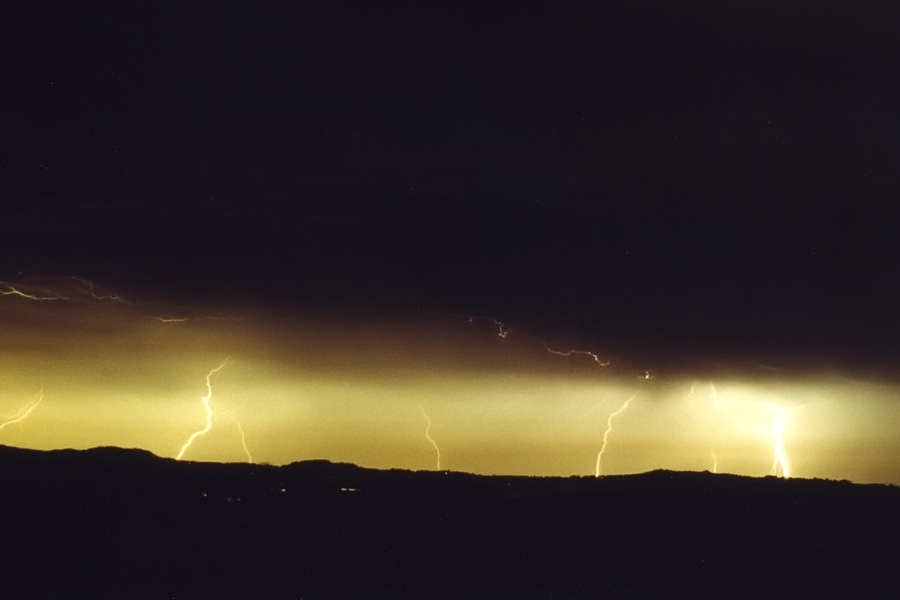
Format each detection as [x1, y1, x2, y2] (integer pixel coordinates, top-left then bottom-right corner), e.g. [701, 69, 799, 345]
[0, 391, 43, 434]
[150, 315, 246, 324]
[471, 316, 624, 474]
[0, 282, 68, 301]
[469, 316, 509, 338]
[68, 277, 132, 304]
[709, 384, 791, 478]
[689, 383, 720, 474]
[469, 316, 611, 367]
[538, 342, 611, 368]
[770, 407, 790, 477]
[176, 360, 231, 461]
[419, 404, 441, 470]
[595, 395, 634, 477]
[221, 410, 253, 464]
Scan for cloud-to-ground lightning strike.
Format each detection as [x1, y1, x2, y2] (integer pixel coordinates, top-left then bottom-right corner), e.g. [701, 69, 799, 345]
[595, 395, 635, 477]
[708, 384, 791, 478]
[176, 360, 233, 461]
[0, 391, 43, 434]
[769, 407, 789, 477]
[221, 410, 253, 464]
[419, 404, 441, 470]
[689, 383, 721, 474]
[472, 316, 626, 475]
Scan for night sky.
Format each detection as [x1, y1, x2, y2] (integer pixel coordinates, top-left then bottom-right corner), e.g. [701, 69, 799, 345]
[2, 2, 900, 480]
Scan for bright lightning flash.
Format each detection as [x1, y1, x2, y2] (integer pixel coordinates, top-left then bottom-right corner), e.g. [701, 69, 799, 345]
[420, 404, 441, 470]
[176, 360, 249, 461]
[770, 407, 789, 477]
[709, 384, 791, 478]
[0, 391, 43, 434]
[595, 395, 634, 477]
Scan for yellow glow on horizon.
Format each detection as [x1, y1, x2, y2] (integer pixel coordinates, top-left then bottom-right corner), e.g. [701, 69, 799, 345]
[2, 279, 900, 483]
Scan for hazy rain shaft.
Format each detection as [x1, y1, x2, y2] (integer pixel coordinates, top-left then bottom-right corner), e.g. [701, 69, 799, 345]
[2, 279, 900, 484]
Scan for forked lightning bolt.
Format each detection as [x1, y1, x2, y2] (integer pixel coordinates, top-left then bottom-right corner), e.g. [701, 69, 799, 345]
[595, 395, 634, 477]
[176, 361, 252, 461]
[420, 404, 441, 470]
[0, 391, 43, 434]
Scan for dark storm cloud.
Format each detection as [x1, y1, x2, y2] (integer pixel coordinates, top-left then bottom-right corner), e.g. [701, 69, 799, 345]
[2, 1, 899, 370]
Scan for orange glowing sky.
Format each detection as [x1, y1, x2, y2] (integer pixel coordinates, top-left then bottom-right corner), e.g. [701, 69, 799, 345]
[2, 277, 900, 484]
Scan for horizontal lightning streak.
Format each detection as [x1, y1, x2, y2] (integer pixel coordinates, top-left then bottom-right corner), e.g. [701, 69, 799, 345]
[539, 342, 610, 368]
[68, 277, 132, 304]
[0, 282, 68, 301]
[470, 316, 612, 367]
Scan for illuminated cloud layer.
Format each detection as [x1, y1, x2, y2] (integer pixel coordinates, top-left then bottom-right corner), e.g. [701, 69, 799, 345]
[2, 278, 899, 484]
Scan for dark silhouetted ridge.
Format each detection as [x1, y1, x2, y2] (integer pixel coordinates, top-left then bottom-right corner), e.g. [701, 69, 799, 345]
[0, 445, 897, 599]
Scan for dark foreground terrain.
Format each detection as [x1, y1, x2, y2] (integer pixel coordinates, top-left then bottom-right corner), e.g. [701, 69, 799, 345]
[0, 446, 898, 599]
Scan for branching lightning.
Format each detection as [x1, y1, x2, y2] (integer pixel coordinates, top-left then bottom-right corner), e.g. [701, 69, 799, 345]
[595, 395, 634, 477]
[68, 277, 132, 304]
[176, 360, 245, 461]
[0, 391, 43, 434]
[419, 404, 441, 470]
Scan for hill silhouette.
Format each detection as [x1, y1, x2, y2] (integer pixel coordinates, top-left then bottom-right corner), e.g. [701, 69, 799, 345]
[0, 445, 897, 599]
